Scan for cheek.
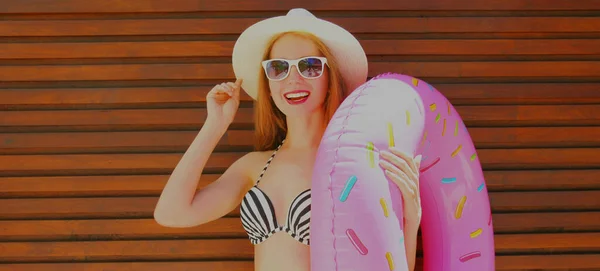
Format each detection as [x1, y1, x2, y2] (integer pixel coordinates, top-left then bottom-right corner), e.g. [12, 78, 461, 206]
[311, 78, 329, 101]
[268, 81, 281, 98]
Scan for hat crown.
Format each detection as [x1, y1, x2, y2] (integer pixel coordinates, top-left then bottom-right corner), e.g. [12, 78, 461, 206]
[286, 8, 315, 18]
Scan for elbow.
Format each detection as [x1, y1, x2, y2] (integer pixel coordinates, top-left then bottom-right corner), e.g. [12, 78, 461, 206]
[153, 206, 176, 227]
[153, 205, 200, 228]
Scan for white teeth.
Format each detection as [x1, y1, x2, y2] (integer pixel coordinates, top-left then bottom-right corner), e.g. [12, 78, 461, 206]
[285, 92, 309, 99]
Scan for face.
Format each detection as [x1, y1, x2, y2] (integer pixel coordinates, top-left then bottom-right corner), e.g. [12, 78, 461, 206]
[265, 34, 329, 117]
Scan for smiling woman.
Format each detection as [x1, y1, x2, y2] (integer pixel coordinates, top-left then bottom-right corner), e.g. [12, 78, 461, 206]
[1, 1, 600, 271]
[154, 8, 422, 271]
[253, 31, 346, 151]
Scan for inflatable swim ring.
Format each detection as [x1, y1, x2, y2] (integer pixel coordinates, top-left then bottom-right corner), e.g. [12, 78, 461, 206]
[310, 73, 495, 271]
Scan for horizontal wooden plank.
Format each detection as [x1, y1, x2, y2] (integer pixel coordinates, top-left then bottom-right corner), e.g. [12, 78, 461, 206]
[0, 108, 256, 132]
[1, 212, 598, 241]
[2, 127, 599, 155]
[1, 17, 599, 37]
[1, 255, 600, 271]
[0, 148, 598, 177]
[2, 0, 599, 13]
[488, 255, 600, 271]
[1, 169, 598, 198]
[477, 148, 600, 170]
[0, 130, 255, 154]
[2, 39, 600, 59]
[0, 148, 599, 177]
[1, 62, 600, 82]
[495, 232, 600, 253]
[0, 233, 598, 262]
[0, 262, 254, 271]
[0, 218, 246, 241]
[491, 212, 600, 233]
[0, 153, 239, 176]
[489, 191, 600, 212]
[2, 83, 599, 111]
[0, 239, 254, 262]
[483, 169, 600, 191]
[1, 106, 599, 133]
[1, 190, 598, 219]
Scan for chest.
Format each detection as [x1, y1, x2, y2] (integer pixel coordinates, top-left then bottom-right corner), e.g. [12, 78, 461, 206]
[255, 151, 314, 218]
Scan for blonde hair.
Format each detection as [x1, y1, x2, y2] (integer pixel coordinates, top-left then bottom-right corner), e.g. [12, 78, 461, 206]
[254, 31, 348, 151]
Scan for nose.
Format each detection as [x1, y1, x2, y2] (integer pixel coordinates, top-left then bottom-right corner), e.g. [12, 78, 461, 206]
[286, 64, 303, 81]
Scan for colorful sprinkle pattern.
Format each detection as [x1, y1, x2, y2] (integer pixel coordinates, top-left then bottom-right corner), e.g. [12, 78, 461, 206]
[310, 73, 494, 271]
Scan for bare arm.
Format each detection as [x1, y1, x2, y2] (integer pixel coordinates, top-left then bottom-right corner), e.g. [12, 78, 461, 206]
[153, 118, 252, 228]
[404, 223, 419, 271]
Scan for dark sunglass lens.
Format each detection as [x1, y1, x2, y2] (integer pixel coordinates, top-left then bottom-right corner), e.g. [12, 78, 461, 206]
[266, 60, 289, 80]
[298, 58, 323, 78]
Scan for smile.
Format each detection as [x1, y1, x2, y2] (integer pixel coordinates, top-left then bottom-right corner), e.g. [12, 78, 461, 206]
[284, 90, 310, 105]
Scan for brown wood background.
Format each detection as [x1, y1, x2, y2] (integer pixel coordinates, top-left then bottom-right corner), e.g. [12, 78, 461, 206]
[1, 1, 600, 270]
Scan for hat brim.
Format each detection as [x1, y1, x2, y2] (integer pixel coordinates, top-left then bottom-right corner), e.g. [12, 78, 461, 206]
[232, 13, 368, 100]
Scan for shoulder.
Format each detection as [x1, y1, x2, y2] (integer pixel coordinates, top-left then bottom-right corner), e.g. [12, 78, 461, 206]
[235, 150, 273, 166]
[230, 150, 275, 182]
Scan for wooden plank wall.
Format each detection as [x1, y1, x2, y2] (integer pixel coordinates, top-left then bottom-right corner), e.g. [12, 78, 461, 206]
[1, 1, 599, 270]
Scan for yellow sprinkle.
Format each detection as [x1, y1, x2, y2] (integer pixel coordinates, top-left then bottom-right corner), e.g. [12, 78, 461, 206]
[406, 110, 411, 126]
[367, 142, 375, 168]
[451, 144, 462, 157]
[387, 123, 395, 147]
[442, 119, 447, 136]
[470, 228, 483, 238]
[435, 113, 441, 123]
[470, 153, 477, 161]
[454, 121, 459, 136]
[420, 132, 428, 146]
[429, 103, 437, 111]
[380, 198, 389, 218]
[455, 196, 467, 219]
[386, 252, 395, 270]
[447, 101, 452, 116]
[412, 78, 419, 87]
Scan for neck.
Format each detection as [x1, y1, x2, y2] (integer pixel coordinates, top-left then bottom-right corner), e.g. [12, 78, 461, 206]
[283, 110, 327, 150]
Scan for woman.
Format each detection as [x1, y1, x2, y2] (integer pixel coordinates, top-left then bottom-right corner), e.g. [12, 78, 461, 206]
[154, 8, 423, 271]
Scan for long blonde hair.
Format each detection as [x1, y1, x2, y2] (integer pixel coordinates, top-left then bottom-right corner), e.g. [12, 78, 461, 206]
[254, 31, 348, 151]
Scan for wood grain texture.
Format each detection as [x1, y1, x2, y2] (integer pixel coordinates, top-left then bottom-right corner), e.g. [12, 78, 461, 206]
[0, 256, 599, 271]
[2, 0, 600, 13]
[0, 148, 598, 177]
[2, 106, 599, 133]
[1, 62, 600, 82]
[2, 39, 600, 59]
[1, 17, 599, 37]
[0, 233, 598, 262]
[0, 190, 598, 220]
[2, 83, 599, 111]
[1, 1, 598, 270]
[1, 169, 599, 198]
[2, 127, 599, 155]
[1, 212, 598, 241]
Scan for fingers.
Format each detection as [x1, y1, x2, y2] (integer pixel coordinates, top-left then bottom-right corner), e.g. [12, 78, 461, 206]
[208, 79, 243, 99]
[389, 147, 420, 176]
[380, 149, 419, 183]
[415, 154, 422, 170]
[383, 167, 417, 199]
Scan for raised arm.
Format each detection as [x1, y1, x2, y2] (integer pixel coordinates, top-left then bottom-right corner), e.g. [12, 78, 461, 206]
[154, 79, 253, 227]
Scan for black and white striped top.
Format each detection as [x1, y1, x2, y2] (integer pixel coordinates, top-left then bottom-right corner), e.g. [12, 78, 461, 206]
[239, 142, 311, 246]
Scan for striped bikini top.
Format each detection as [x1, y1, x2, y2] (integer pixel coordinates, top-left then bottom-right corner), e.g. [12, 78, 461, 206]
[239, 141, 311, 246]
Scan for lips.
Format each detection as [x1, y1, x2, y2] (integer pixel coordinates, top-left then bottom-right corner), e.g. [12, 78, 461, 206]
[283, 90, 310, 105]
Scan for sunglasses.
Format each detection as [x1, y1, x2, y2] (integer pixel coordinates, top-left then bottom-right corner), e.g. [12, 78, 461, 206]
[261, 56, 328, 81]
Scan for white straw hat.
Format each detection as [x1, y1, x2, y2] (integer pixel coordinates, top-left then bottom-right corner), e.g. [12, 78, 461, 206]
[232, 8, 368, 100]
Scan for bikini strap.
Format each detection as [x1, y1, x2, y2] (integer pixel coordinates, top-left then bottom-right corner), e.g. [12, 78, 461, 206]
[256, 139, 285, 185]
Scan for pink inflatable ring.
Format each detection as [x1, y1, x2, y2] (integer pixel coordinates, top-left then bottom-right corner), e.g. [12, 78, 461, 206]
[310, 73, 495, 271]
